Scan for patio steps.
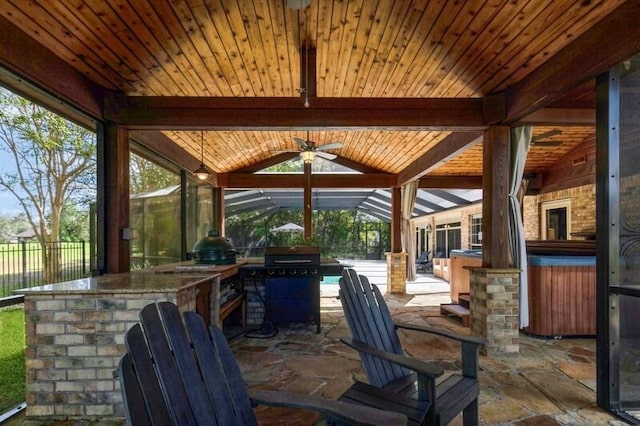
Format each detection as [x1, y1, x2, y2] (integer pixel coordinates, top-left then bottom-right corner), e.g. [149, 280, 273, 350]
[440, 293, 470, 327]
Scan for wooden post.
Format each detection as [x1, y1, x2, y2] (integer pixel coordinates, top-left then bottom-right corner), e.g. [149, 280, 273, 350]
[482, 126, 510, 268]
[391, 186, 402, 252]
[303, 162, 312, 242]
[213, 187, 225, 236]
[103, 122, 130, 273]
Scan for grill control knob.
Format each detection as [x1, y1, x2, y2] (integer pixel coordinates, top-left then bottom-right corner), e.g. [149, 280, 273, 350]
[279, 269, 286, 275]
[310, 268, 318, 275]
[289, 269, 297, 275]
[300, 269, 307, 275]
[267, 269, 275, 276]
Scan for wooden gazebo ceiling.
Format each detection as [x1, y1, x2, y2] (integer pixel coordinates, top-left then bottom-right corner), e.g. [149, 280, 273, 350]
[0, 1, 637, 183]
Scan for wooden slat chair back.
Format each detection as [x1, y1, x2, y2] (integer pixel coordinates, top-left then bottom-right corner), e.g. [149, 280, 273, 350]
[338, 269, 484, 425]
[117, 301, 409, 426]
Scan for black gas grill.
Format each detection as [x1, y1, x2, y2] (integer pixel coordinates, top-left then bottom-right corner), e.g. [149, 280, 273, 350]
[264, 246, 321, 333]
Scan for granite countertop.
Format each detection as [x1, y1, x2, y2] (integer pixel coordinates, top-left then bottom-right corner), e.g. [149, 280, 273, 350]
[15, 271, 218, 295]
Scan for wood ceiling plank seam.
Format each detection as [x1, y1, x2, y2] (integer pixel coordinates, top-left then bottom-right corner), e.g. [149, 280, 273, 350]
[210, 131, 244, 172]
[382, 0, 445, 97]
[79, 0, 170, 95]
[341, 0, 381, 97]
[47, 1, 158, 93]
[97, 0, 195, 96]
[254, 0, 288, 96]
[330, 0, 365, 97]
[129, 0, 216, 96]
[191, 2, 246, 96]
[165, 0, 237, 96]
[348, 130, 373, 167]
[391, 0, 449, 97]
[348, 0, 394, 97]
[360, 130, 392, 171]
[413, 0, 498, 98]
[358, 0, 415, 97]
[268, 0, 296, 97]
[283, 3, 302, 97]
[0, 1, 126, 91]
[393, 0, 455, 97]
[211, 0, 268, 96]
[446, 0, 549, 97]
[401, 0, 469, 98]
[489, 0, 626, 94]
[229, 130, 257, 170]
[473, 1, 577, 94]
[438, 0, 524, 97]
[322, 0, 348, 97]
[234, 0, 278, 97]
[314, 0, 334, 96]
[368, 0, 427, 97]
[198, 0, 258, 96]
[382, 131, 432, 173]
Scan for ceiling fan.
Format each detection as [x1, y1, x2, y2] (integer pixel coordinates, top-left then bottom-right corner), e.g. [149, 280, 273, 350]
[531, 129, 563, 146]
[276, 132, 343, 163]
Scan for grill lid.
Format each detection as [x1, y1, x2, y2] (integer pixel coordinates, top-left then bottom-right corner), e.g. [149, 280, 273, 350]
[192, 230, 237, 265]
[264, 246, 320, 266]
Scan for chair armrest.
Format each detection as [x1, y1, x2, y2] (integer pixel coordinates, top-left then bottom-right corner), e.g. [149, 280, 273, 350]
[250, 390, 407, 425]
[394, 322, 485, 347]
[341, 337, 444, 379]
[394, 322, 484, 378]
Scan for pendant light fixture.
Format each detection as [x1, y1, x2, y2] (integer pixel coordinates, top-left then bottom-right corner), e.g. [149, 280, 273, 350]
[194, 131, 210, 180]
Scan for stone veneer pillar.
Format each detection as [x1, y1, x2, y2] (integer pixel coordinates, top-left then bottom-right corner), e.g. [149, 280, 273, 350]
[468, 267, 520, 356]
[386, 252, 407, 294]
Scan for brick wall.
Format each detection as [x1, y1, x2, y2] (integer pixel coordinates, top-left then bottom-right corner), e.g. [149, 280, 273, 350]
[523, 184, 595, 240]
[23, 290, 191, 421]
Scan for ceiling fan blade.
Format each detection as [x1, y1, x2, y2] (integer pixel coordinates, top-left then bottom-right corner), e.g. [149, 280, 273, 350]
[315, 151, 337, 160]
[532, 129, 562, 141]
[316, 142, 343, 151]
[293, 137, 308, 149]
[531, 140, 562, 147]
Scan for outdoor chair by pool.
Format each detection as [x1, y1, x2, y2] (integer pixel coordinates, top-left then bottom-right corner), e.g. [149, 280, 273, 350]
[338, 269, 484, 425]
[116, 301, 407, 425]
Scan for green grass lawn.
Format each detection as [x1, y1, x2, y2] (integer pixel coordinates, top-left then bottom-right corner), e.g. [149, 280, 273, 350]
[0, 306, 25, 412]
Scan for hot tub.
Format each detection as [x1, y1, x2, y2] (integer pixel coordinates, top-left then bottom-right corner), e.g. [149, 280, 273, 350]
[525, 255, 596, 337]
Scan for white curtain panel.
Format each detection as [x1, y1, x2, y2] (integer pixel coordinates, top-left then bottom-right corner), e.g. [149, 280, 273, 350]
[401, 181, 419, 281]
[508, 126, 532, 328]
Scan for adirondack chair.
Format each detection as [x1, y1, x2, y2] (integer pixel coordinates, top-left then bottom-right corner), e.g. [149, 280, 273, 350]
[116, 301, 407, 426]
[338, 269, 484, 425]
[416, 251, 431, 273]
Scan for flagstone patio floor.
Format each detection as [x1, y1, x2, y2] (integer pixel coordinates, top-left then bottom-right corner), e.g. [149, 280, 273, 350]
[236, 260, 627, 426]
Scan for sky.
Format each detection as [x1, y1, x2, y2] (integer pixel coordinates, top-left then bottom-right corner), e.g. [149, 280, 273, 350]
[0, 150, 22, 216]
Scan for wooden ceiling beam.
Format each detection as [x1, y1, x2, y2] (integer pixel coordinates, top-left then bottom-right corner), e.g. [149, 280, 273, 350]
[501, 1, 640, 123]
[220, 172, 396, 189]
[516, 108, 595, 126]
[0, 15, 103, 124]
[103, 93, 485, 130]
[418, 175, 483, 189]
[130, 130, 219, 186]
[397, 132, 483, 185]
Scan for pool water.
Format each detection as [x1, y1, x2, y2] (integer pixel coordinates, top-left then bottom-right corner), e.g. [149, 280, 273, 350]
[321, 275, 340, 284]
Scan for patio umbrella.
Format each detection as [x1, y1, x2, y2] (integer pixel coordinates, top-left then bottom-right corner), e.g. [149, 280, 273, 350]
[270, 222, 304, 233]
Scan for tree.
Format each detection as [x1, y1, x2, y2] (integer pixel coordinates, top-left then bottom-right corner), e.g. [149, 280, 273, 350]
[0, 88, 95, 282]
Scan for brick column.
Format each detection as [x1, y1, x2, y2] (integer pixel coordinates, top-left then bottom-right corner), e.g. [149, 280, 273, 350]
[468, 267, 520, 356]
[386, 252, 407, 294]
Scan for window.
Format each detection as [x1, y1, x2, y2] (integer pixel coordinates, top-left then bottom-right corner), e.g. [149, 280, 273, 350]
[435, 222, 461, 257]
[541, 199, 571, 240]
[470, 214, 482, 249]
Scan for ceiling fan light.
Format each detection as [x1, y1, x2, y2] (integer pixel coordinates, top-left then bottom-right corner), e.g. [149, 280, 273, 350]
[300, 150, 315, 164]
[194, 164, 210, 180]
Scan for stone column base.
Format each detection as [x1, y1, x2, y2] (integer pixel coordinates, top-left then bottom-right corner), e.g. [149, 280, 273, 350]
[386, 252, 407, 294]
[468, 267, 520, 357]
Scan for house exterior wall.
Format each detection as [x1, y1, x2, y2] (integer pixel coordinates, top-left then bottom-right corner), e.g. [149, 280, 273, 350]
[412, 183, 596, 251]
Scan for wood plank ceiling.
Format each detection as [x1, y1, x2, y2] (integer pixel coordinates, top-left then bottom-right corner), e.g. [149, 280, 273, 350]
[0, 1, 632, 191]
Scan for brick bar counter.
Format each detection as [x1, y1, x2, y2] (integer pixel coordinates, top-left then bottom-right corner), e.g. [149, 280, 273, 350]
[18, 271, 221, 422]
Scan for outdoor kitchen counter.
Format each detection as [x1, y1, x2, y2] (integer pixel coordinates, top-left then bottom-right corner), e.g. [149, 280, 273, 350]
[17, 270, 230, 422]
